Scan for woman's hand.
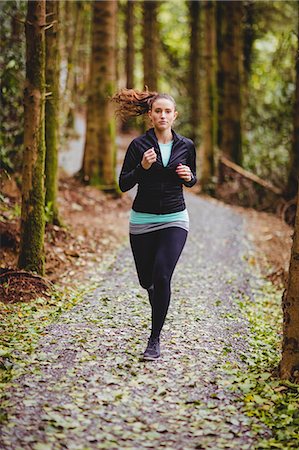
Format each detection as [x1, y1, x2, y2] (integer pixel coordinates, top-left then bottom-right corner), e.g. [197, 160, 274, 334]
[141, 147, 157, 170]
[176, 163, 192, 182]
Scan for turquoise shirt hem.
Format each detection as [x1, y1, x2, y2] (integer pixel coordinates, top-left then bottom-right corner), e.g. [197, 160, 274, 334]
[130, 209, 189, 224]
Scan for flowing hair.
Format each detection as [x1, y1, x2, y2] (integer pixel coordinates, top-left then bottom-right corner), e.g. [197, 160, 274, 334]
[111, 88, 176, 120]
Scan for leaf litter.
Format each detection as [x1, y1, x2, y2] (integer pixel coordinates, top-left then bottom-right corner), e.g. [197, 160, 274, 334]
[0, 193, 297, 449]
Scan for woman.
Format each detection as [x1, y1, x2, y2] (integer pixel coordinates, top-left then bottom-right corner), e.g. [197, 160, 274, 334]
[114, 89, 197, 360]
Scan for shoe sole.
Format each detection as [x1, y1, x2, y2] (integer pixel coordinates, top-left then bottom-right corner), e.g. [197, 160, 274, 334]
[142, 354, 160, 361]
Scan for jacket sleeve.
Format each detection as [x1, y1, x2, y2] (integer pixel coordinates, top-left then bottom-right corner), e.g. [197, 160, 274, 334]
[119, 140, 146, 192]
[183, 142, 197, 188]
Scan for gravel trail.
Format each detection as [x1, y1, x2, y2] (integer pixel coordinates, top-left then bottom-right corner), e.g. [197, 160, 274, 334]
[0, 193, 267, 450]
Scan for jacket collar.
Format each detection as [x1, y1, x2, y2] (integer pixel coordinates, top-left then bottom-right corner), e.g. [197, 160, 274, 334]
[145, 128, 183, 168]
[146, 127, 181, 145]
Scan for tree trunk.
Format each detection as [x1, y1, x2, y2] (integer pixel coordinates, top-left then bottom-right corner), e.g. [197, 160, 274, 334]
[200, 0, 216, 190]
[45, 0, 60, 225]
[126, 0, 135, 89]
[242, 1, 255, 114]
[143, 1, 158, 91]
[217, 1, 243, 168]
[216, 0, 224, 154]
[18, 0, 46, 275]
[82, 0, 117, 191]
[61, 0, 83, 132]
[280, 6, 299, 381]
[280, 187, 299, 383]
[284, 2, 299, 200]
[188, 0, 201, 147]
[122, 0, 135, 132]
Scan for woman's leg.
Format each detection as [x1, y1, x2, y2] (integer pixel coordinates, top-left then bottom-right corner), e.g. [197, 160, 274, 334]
[151, 227, 188, 338]
[129, 233, 158, 299]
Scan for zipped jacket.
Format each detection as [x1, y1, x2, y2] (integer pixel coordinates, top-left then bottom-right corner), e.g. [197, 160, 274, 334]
[119, 128, 197, 214]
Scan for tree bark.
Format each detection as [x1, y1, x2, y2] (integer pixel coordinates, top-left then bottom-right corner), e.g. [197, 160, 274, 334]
[217, 1, 243, 168]
[280, 187, 299, 382]
[280, 5, 299, 382]
[143, 1, 158, 91]
[45, 0, 60, 225]
[284, 2, 299, 200]
[242, 1, 255, 113]
[82, 0, 117, 191]
[126, 0, 135, 89]
[61, 0, 83, 131]
[18, 0, 46, 275]
[200, 0, 216, 190]
[188, 0, 201, 147]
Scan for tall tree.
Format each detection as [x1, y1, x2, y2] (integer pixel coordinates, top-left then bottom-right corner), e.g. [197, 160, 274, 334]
[242, 0, 256, 112]
[143, 1, 158, 91]
[61, 0, 84, 131]
[200, 0, 217, 190]
[284, 2, 299, 200]
[188, 0, 201, 147]
[82, 0, 117, 191]
[126, 0, 135, 89]
[280, 186, 299, 382]
[18, 0, 46, 275]
[217, 1, 243, 166]
[45, 0, 60, 225]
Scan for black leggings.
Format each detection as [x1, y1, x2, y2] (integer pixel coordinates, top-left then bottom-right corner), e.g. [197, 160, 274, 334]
[130, 227, 188, 338]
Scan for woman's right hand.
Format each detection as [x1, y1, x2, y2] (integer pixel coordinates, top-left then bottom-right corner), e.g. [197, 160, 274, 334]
[141, 147, 157, 170]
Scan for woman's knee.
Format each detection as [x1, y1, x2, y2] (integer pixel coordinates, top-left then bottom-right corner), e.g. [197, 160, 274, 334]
[138, 276, 152, 290]
[153, 272, 170, 289]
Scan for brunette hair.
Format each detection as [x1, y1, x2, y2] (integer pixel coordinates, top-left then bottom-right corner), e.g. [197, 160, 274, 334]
[111, 88, 176, 120]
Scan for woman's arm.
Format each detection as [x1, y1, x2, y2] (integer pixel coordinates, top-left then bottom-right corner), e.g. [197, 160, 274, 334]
[119, 141, 146, 192]
[176, 143, 197, 187]
[182, 143, 197, 188]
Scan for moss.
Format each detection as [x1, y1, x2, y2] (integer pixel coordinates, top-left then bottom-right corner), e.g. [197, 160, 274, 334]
[18, 1, 46, 276]
[45, 2, 60, 226]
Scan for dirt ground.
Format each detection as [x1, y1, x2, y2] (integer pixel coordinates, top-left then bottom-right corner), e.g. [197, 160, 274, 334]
[0, 171, 293, 303]
[0, 173, 131, 302]
[198, 193, 293, 288]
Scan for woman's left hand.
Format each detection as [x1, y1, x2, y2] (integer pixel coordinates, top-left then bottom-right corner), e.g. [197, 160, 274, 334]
[176, 163, 192, 182]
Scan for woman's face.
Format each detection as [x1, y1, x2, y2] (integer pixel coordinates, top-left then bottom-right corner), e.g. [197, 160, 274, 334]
[148, 98, 177, 132]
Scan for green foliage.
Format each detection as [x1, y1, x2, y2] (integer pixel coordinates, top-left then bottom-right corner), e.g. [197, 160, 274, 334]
[220, 281, 299, 449]
[243, 1, 297, 187]
[0, 1, 26, 173]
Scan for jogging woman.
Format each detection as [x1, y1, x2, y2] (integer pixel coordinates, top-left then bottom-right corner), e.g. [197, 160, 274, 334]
[114, 89, 197, 360]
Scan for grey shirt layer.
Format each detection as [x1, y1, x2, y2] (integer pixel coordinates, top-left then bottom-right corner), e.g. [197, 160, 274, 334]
[129, 220, 189, 235]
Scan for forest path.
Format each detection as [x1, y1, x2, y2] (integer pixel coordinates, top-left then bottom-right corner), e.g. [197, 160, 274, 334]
[0, 193, 269, 449]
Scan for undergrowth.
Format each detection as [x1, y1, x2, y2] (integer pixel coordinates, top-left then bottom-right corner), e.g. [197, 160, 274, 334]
[219, 280, 299, 449]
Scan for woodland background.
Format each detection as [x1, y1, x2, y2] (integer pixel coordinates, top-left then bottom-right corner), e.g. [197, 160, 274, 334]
[0, 0, 299, 383]
[0, 1, 299, 447]
[1, 0, 298, 210]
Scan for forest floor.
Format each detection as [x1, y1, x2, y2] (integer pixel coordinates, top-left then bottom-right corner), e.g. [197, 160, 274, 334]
[0, 129, 296, 449]
[0, 175, 296, 449]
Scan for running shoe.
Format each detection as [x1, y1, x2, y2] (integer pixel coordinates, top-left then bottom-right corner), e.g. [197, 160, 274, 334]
[143, 336, 160, 360]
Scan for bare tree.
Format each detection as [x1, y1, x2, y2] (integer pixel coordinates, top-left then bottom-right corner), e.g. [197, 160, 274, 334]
[18, 0, 46, 275]
[143, 1, 159, 91]
[82, 0, 117, 191]
[45, 0, 60, 225]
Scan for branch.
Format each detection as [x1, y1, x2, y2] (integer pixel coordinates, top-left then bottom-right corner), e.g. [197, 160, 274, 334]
[45, 20, 58, 31]
[219, 153, 282, 195]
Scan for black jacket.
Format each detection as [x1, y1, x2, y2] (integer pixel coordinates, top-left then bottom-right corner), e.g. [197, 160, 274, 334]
[119, 128, 197, 214]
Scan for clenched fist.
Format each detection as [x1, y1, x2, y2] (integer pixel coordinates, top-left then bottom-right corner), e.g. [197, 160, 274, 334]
[141, 147, 157, 170]
[176, 163, 192, 182]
